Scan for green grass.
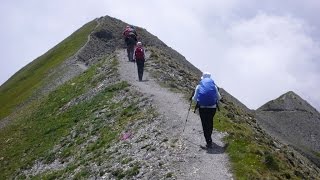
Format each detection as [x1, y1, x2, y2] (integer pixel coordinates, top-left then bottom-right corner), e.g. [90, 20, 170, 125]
[316, 151, 320, 158]
[0, 20, 97, 120]
[73, 168, 90, 179]
[0, 53, 154, 178]
[112, 169, 125, 179]
[214, 107, 300, 179]
[111, 163, 140, 180]
[126, 164, 140, 177]
[0, 58, 120, 179]
[0, 66, 93, 178]
[121, 157, 133, 164]
[165, 172, 174, 178]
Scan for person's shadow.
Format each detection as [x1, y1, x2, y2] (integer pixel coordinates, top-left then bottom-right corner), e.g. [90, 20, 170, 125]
[201, 142, 229, 154]
[185, 139, 228, 154]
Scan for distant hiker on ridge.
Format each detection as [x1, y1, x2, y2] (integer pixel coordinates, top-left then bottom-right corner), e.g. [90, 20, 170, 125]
[134, 42, 146, 81]
[192, 72, 221, 148]
[123, 25, 137, 62]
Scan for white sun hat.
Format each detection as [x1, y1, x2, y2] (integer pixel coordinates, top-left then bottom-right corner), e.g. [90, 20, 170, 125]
[201, 72, 211, 79]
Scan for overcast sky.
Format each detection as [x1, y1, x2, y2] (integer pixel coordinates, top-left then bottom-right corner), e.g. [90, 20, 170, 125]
[1, 0, 319, 110]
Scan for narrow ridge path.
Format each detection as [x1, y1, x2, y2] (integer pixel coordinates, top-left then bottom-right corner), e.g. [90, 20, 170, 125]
[117, 49, 233, 180]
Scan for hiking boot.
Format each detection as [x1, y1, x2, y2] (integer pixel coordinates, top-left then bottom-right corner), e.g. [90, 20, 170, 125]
[206, 142, 213, 149]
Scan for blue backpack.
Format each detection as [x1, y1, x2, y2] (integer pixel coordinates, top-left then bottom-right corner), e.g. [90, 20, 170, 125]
[197, 78, 218, 106]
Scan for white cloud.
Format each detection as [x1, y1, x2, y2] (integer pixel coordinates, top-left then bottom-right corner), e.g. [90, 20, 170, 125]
[212, 13, 320, 109]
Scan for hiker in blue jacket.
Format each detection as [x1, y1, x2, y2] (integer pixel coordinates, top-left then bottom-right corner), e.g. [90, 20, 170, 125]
[192, 72, 221, 148]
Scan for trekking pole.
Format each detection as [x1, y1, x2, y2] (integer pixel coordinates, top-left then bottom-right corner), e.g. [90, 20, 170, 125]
[182, 100, 193, 133]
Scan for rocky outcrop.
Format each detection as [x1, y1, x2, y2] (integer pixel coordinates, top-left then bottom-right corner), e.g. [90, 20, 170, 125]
[258, 91, 319, 114]
[256, 91, 320, 167]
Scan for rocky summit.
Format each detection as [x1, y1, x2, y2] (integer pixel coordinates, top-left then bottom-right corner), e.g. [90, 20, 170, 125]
[258, 91, 319, 114]
[0, 15, 320, 179]
[256, 91, 320, 167]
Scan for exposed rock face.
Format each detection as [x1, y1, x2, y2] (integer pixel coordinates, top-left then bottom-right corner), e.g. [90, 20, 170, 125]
[256, 91, 320, 167]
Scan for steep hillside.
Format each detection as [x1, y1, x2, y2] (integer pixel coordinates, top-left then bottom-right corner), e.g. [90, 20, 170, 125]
[0, 21, 97, 121]
[1, 15, 320, 179]
[256, 91, 320, 167]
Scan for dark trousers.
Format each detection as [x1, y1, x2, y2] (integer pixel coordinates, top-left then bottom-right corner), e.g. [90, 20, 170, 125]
[136, 60, 145, 81]
[199, 108, 217, 145]
[127, 45, 134, 61]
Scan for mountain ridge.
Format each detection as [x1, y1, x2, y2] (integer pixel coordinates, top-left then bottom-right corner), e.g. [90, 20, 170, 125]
[0, 15, 320, 179]
[256, 91, 320, 168]
[258, 91, 319, 114]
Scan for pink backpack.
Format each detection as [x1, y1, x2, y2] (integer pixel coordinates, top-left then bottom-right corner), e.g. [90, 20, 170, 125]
[135, 47, 144, 60]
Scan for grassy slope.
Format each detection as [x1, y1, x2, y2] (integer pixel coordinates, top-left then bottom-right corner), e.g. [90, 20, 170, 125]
[0, 20, 98, 178]
[0, 53, 152, 179]
[214, 108, 283, 179]
[0, 58, 102, 178]
[0, 20, 97, 120]
[214, 102, 317, 179]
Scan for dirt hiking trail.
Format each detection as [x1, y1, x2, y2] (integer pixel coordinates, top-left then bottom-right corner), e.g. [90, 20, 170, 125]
[117, 49, 233, 180]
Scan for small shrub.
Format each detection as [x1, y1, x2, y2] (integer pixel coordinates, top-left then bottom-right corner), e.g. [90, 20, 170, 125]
[126, 164, 140, 177]
[74, 168, 90, 179]
[264, 152, 280, 171]
[43, 152, 56, 164]
[112, 169, 125, 179]
[166, 172, 174, 178]
[121, 157, 133, 164]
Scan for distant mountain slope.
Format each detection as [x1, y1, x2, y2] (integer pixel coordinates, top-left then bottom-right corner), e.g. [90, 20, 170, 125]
[258, 91, 319, 114]
[256, 91, 320, 167]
